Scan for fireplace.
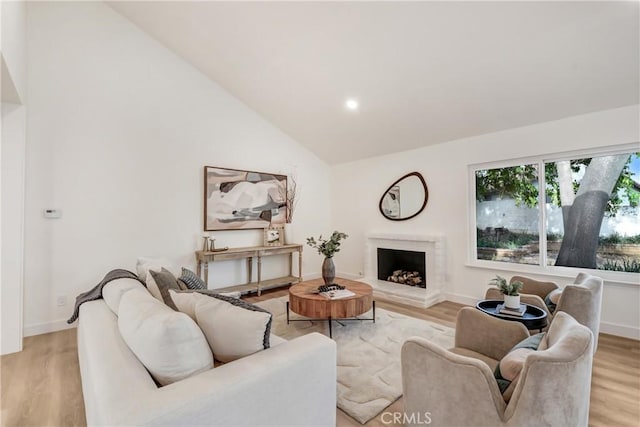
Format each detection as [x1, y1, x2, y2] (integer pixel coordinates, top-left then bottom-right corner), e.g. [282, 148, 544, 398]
[377, 248, 426, 288]
[361, 233, 445, 307]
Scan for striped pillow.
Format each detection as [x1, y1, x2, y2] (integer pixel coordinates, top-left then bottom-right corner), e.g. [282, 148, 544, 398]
[179, 267, 207, 290]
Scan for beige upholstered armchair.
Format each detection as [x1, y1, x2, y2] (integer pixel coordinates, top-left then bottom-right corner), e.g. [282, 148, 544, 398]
[401, 308, 594, 427]
[485, 273, 603, 350]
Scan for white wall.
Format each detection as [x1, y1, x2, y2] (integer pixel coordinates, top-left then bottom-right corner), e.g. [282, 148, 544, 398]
[333, 105, 640, 339]
[24, 2, 331, 336]
[1, 104, 26, 354]
[1, 0, 27, 355]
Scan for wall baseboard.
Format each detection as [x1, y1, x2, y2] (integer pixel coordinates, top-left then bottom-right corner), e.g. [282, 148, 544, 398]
[600, 321, 640, 340]
[335, 271, 364, 281]
[444, 292, 478, 306]
[24, 319, 76, 337]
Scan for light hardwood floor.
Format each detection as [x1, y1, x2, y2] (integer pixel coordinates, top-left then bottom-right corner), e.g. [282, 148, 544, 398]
[2, 288, 639, 427]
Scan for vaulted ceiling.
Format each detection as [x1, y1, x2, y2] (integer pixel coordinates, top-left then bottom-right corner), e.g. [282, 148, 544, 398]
[108, 1, 639, 165]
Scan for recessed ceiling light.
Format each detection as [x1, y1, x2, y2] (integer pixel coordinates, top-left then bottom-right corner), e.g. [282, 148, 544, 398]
[345, 98, 359, 111]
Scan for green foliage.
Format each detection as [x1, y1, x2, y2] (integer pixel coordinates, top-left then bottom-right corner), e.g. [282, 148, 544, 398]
[306, 231, 348, 258]
[599, 233, 640, 245]
[476, 153, 639, 217]
[546, 233, 563, 242]
[600, 258, 640, 273]
[476, 228, 537, 249]
[475, 165, 539, 208]
[489, 275, 523, 296]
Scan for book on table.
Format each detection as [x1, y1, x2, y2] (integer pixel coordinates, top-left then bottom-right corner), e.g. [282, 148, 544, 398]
[320, 289, 356, 299]
[497, 303, 526, 317]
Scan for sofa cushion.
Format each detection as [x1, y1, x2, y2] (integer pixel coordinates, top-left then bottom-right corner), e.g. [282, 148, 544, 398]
[168, 289, 244, 321]
[494, 333, 545, 401]
[147, 268, 181, 310]
[168, 289, 198, 320]
[118, 289, 213, 386]
[102, 278, 147, 315]
[194, 293, 272, 363]
[179, 267, 207, 290]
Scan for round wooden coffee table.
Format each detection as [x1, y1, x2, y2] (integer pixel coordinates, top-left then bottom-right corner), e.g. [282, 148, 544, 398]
[287, 278, 375, 338]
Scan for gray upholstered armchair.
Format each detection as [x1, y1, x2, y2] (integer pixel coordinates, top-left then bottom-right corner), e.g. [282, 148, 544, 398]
[401, 308, 594, 427]
[485, 273, 603, 351]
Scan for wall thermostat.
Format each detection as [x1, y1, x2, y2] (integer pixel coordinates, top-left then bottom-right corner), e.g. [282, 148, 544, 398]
[43, 209, 62, 219]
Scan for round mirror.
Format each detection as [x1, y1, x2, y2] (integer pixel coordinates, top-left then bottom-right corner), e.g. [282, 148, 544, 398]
[379, 172, 428, 221]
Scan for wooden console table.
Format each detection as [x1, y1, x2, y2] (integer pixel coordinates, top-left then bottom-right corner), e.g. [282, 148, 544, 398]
[195, 244, 303, 296]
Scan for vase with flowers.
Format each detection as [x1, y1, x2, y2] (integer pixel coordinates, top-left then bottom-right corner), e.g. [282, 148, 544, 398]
[306, 231, 348, 285]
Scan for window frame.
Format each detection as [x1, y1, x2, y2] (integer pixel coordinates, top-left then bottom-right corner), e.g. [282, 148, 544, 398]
[468, 142, 640, 285]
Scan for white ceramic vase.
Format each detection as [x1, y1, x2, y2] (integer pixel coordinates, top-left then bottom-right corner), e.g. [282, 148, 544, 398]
[284, 223, 293, 244]
[504, 294, 521, 309]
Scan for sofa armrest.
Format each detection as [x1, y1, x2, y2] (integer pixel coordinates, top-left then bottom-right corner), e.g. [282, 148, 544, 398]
[401, 337, 506, 426]
[128, 333, 337, 427]
[455, 307, 530, 361]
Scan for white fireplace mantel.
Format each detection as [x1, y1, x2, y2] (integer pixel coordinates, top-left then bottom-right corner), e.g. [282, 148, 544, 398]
[361, 233, 446, 307]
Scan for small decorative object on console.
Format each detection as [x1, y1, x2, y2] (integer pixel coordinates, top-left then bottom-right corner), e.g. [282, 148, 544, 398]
[264, 225, 284, 246]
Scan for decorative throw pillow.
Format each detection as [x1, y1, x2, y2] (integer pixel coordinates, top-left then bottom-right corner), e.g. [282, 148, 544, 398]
[494, 333, 545, 401]
[117, 289, 213, 386]
[168, 289, 198, 320]
[169, 289, 245, 321]
[102, 278, 147, 315]
[544, 288, 563, 313]
[147, 268, 181, 310]
[194, 293, 272, 363]
[179, 267, 207, 290]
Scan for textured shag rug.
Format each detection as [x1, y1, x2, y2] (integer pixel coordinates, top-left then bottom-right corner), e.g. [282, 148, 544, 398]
[256, 297, 455, 424]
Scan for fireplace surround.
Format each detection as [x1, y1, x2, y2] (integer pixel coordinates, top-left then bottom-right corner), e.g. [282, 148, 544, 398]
[362, 233, 445, 307]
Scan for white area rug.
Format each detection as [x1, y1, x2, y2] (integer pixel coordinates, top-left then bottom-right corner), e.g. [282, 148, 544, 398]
[256, 297, 455, 424]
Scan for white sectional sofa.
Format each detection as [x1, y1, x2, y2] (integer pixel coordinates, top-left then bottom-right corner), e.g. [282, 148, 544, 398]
[77, 279, 337, 426]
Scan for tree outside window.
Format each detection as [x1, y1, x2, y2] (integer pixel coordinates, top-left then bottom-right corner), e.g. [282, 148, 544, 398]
[474, 150, 640, 273]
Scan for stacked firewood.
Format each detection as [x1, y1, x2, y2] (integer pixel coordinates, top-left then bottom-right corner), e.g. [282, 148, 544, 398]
[387, 270, 425, 288]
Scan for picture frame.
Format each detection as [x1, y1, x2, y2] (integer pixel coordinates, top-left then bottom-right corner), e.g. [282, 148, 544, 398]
[264, 225, 284, 247]
[204, 166, 287, 231]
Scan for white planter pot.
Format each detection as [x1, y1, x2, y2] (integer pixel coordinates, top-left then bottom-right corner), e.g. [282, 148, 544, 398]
[504, 294, 521, 309]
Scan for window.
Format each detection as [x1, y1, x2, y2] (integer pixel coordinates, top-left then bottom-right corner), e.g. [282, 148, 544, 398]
[472, 146, 640, 275]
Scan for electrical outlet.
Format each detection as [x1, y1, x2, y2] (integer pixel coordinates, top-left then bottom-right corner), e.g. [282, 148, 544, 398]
[57, 295, 67, 307]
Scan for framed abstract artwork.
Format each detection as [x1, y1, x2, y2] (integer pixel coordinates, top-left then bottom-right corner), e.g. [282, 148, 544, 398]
[204, 166, 287, 231]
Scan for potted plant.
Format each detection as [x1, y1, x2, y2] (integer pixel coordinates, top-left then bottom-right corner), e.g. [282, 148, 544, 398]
[306, 231, 348, 285]
[490, 275, 524, 309]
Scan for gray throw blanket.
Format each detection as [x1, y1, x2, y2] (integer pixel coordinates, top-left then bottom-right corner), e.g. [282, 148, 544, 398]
[67, 269, 145, 324]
